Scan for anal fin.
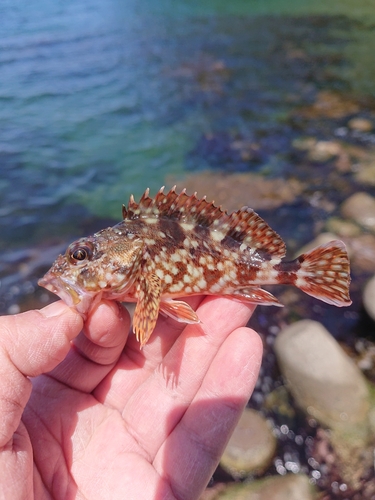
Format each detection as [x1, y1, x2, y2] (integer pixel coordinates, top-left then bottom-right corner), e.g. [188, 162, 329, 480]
[160, 299, 200, 324]
[227, 287, 283, 306]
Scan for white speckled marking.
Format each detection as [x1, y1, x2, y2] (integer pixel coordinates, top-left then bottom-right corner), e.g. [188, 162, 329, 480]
[155, 269, 164, 280]
[181, 222, 194, 231]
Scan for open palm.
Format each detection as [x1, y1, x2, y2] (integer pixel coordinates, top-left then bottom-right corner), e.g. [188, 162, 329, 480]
[0, 297, 261, 500]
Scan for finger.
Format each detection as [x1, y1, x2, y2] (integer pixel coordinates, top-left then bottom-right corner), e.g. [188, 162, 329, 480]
[0, 302, 83, 447]
[94, 295, 204, 408]
[48, 300, 130, 393]
[153, 326, 263, 500]
[119, 297, 256, 459]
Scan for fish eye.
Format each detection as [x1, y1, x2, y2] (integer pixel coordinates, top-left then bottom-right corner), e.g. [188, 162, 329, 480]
[67, 242, 94, 265]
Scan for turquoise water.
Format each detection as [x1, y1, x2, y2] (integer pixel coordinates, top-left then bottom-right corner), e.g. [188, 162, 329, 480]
[2, 1, 375, 239]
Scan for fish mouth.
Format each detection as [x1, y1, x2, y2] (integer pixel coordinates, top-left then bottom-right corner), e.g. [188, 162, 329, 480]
[38, 275, 94, 314]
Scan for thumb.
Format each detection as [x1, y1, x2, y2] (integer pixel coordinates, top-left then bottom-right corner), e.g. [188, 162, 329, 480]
[0, 301, 83, 446]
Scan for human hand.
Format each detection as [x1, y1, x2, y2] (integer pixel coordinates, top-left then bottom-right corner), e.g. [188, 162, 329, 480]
[0, 296, 262, 500]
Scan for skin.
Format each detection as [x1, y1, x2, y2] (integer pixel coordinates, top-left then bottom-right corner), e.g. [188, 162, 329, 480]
[0, 296, 262, 500]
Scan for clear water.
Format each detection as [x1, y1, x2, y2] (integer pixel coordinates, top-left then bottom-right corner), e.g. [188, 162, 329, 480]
[2, 1, 375, 238]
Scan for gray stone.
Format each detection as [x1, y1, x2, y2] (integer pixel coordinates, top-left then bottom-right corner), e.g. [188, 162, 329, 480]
[220, 408, 276, 478]
[363, 275, 375, 322]
[274, 320, 369, 427]
[341, 192, 375, 232]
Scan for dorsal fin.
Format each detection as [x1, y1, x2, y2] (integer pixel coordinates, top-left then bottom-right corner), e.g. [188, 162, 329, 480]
[123, 187, 286, 257]
[124, 186, 229, 226]
[226, 207, 286, 258]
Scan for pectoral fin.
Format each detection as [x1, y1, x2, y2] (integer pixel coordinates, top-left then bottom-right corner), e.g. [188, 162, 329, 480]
[228, 287, 283, 306]
[159, 299, 200, 324]
[133, 274, 162, 348]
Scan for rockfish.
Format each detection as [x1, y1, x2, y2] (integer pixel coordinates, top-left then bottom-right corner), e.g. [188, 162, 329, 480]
[39, 187, 351, 347]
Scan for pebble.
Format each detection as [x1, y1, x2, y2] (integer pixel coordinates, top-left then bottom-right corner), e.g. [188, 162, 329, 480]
[274, 320, 370, 427]
[201, 474, 315, 500]
[294, 233, 340, 258]
[347, 117, 373, 132]
[325, 217, 362, 238]
[363, 275, 375, 321]
[341, 192, 375, 232]
[355, 163, 375, 186]
[307, 140, 341, 162]
[347, 234, 375, 272]
[220, 408, 276, 478]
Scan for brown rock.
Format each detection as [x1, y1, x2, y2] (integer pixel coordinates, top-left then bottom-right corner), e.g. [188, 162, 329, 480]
[348, 117, 373, 132]
[297, 90, 359, 119]
[355, 163, 375, 186]
[167, 171, 304, 212]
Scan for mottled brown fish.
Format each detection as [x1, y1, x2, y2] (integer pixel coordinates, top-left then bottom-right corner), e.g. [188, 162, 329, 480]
[39, 187, 351, 347]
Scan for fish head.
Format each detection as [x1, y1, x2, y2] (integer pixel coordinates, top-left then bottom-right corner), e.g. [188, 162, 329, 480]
[38, 228, 144, 314]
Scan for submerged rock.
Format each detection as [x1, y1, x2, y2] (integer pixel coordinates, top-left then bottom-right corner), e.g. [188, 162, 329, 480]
[168, 171, 304, 212]
[296, 90, 359, 119]
[201, 474, 315, 500]
[220, 408, 276, 478]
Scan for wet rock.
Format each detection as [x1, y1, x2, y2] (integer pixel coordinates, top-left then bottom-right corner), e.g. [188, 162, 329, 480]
[363, 275, 375, 322]
[312, 426, 375, 493]
[274, 320, 374, 489]
[220, 408, 276, 478]
[291, 136, 317, 151]
[167, 171, 304, 212]
[292, 137, 342, 163]
[307, 140, 341, 163]
[348, 117, 373, 132]
[341, 192, 375, 232]
[325, 217, 362, 238]
[201, 474, 315, 500]
[297, 90, 359, 119]
[355, 162, 375, 186]
[295, 233, 340, 258]
[274, 320, 370, 427]
[347, 234, 375, 272]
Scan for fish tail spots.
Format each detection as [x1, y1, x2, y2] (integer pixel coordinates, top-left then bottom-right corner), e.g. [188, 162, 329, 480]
[293, 240, 351, 307]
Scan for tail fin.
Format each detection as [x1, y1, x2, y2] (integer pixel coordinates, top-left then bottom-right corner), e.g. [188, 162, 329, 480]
[295, 240, 351, 307]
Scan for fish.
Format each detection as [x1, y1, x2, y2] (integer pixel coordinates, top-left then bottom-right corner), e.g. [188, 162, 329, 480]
[38, 186, 351, 347]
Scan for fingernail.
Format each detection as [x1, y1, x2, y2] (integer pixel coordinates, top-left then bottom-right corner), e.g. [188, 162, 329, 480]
[40, 301, 69, 318]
